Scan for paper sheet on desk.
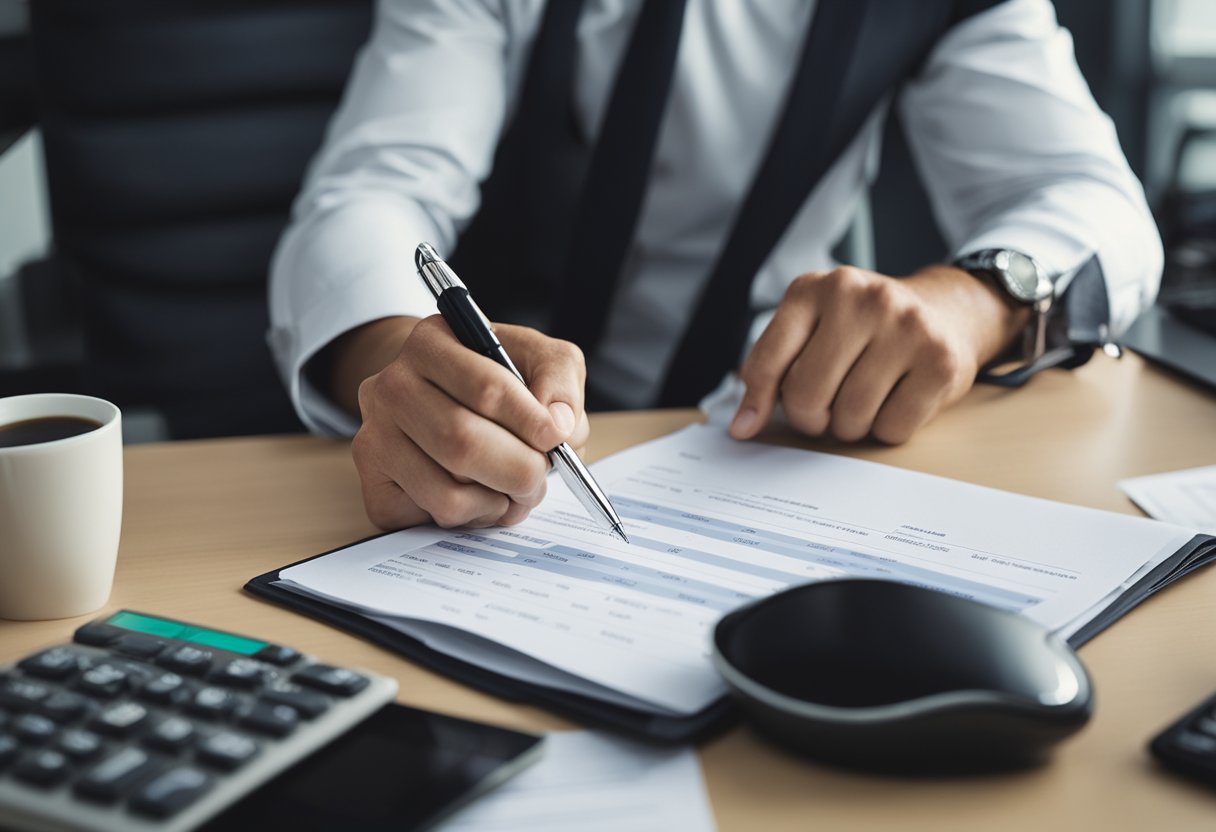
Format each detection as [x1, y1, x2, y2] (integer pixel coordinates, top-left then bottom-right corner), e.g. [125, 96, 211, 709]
[1120, 465, 1216, 535]
[436, 731, 715, 832]
[278, 425, 1197, 716]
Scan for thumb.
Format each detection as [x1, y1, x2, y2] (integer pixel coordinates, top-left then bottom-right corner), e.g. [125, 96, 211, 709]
[501, 325, 586, 446]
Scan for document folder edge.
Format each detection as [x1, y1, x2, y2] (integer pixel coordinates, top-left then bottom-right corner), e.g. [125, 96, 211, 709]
[243, 534, 739, 745]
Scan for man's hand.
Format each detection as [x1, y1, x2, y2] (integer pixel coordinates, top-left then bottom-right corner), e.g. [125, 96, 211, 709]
[729, 265, 1029, 445]
[339, 316, 588, 530]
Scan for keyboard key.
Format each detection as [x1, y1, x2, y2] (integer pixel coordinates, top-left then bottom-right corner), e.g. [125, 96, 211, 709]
[91, 701, 151, 737]
[159, 645, 213, 677]
[75, 663, 130, 698]
[131, 765, 213, 819]
[75, 747, 167, 803]
[73, 622, 125, 647]
[114, 635, 167, 660]
[238, 701, 299, 738]
[254, 644, 301, 667]
[292, 665, 369, 697]
[41, 690, 96, 724]
[13, 713, 57, 744]
[139, 671, 189, 704]
[259, 688, 329, 720]
[197, 731, 260, 771]
[212, 658, 270, 690]
[18, 647, 83, 681]
[144, 716, 197, 753]
[57, 729, 104, 761]
[0, 679, 52, 711]
[1176, 731, 1216, 756]
[13, 749, 71, 787]
[0, 733, 18, 767]
[187, 687, 241, 720]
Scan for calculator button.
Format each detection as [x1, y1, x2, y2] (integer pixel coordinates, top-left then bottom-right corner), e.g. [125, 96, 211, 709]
[0, 679, 52, 711]
[212, 658, 270, 690]
[75, 663, 130, 698]
[259, 688, 330, 719]
[18, 647, 83, 681]
[13, 713, 57, 744]
[159, 646, 213, 677]
[91, 702, 151, 737]
[187, 687, 241, 720]
[13, 749, 71, 787]
[57, 729, 104, 761]
[41, 690, 96, 724]
[131, 765, 213, 819]
[75, 747, 167, 803]
[238, 701, 299, 738]
[144, 716, 197, 753]
[292, 665, 369, 697]
[139, 671, 189, 704]
[73, 622, 126, 647]
[197, 730, 260, 771]
[114, 635, 167, 660]
[254, 644, 301, 667]
[0, 734, 18, 767]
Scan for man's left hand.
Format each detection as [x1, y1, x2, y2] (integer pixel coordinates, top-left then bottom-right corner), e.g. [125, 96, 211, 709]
[729, 265, 1029, 445]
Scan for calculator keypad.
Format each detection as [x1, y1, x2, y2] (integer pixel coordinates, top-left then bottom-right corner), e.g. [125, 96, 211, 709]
[0, 614, 389, 831]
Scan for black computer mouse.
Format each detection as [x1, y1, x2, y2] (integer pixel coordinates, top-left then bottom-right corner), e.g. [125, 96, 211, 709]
[711, 579, 1093, 773]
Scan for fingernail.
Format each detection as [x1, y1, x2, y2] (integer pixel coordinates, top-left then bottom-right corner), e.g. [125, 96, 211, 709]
[549, 401, 576, 437]
[730, 407, 759, 438]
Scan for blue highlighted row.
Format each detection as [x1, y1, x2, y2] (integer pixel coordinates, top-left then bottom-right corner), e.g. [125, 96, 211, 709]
[612, 496, 1040, 611]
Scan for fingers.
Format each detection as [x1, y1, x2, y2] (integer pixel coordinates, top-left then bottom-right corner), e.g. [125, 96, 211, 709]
[500, 324, 587, 448]
[351, 424, 510, 531]
[731, 280, 820, 439]
[394, 377, 552, 499]
[350, 315, 587, 533]
[733, 266, 981, 446]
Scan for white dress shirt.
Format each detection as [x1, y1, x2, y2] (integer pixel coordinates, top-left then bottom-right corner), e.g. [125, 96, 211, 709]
[269, 0, 1162, 437]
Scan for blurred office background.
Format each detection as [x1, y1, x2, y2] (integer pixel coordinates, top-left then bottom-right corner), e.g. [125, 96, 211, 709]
[0, 0, 1211, 442]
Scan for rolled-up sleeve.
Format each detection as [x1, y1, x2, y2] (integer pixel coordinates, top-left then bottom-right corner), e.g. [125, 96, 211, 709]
[899, 0, 1162, 340]
[269, 0, 510, 436]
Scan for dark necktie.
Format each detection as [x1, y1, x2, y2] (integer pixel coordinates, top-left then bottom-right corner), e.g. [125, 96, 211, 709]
[548, 0, 690, 356]
[548, 0, 869, 408]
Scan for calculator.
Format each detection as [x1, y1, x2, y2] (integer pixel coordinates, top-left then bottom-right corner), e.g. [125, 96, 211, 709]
[0, 610, 398, 832]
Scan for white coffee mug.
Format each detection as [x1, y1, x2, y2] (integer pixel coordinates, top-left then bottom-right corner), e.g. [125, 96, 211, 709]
[0, 393, 123, 620]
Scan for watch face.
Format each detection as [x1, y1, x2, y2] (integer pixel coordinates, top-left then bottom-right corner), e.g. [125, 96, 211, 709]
[994, 250, 1048, 303]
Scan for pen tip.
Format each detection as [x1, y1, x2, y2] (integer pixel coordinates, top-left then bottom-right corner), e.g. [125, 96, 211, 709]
[415, 242, 438, 271]
[614, 526, 630, 544]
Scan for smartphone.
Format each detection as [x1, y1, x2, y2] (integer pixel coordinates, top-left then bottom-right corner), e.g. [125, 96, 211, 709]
[201, 702, 544, 831]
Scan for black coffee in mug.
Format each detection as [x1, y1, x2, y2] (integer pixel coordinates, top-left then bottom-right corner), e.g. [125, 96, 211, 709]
[0, 416, 104, 448]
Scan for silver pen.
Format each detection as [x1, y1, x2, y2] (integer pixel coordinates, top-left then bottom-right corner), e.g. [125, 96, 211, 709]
[415, 243, 629, 543]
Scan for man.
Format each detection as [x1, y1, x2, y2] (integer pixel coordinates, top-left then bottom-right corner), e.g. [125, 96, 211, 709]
[269, 0, 1161, 531]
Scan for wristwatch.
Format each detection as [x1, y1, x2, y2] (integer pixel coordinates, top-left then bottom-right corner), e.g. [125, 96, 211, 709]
[954, 249, 1054, 363]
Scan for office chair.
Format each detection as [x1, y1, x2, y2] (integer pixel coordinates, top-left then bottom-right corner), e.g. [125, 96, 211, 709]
[25, 0, 372, 438]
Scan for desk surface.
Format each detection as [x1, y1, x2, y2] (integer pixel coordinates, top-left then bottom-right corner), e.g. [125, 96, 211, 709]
[3, 353, 1216, 830]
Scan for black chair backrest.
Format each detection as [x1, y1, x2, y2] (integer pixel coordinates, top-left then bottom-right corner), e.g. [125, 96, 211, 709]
[28, 0, 372, 438]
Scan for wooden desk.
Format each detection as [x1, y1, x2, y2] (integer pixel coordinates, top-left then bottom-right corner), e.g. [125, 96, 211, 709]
[3, 353, 1215, 830]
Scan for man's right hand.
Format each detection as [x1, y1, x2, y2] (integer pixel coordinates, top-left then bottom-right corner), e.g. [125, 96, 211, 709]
[333, 315, 588, 531]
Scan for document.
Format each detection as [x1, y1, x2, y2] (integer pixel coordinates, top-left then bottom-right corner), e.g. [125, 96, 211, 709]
[1120, 465, 1216, 535]
[276, 425, 1200, 716]
[437, 730, 715, 832]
